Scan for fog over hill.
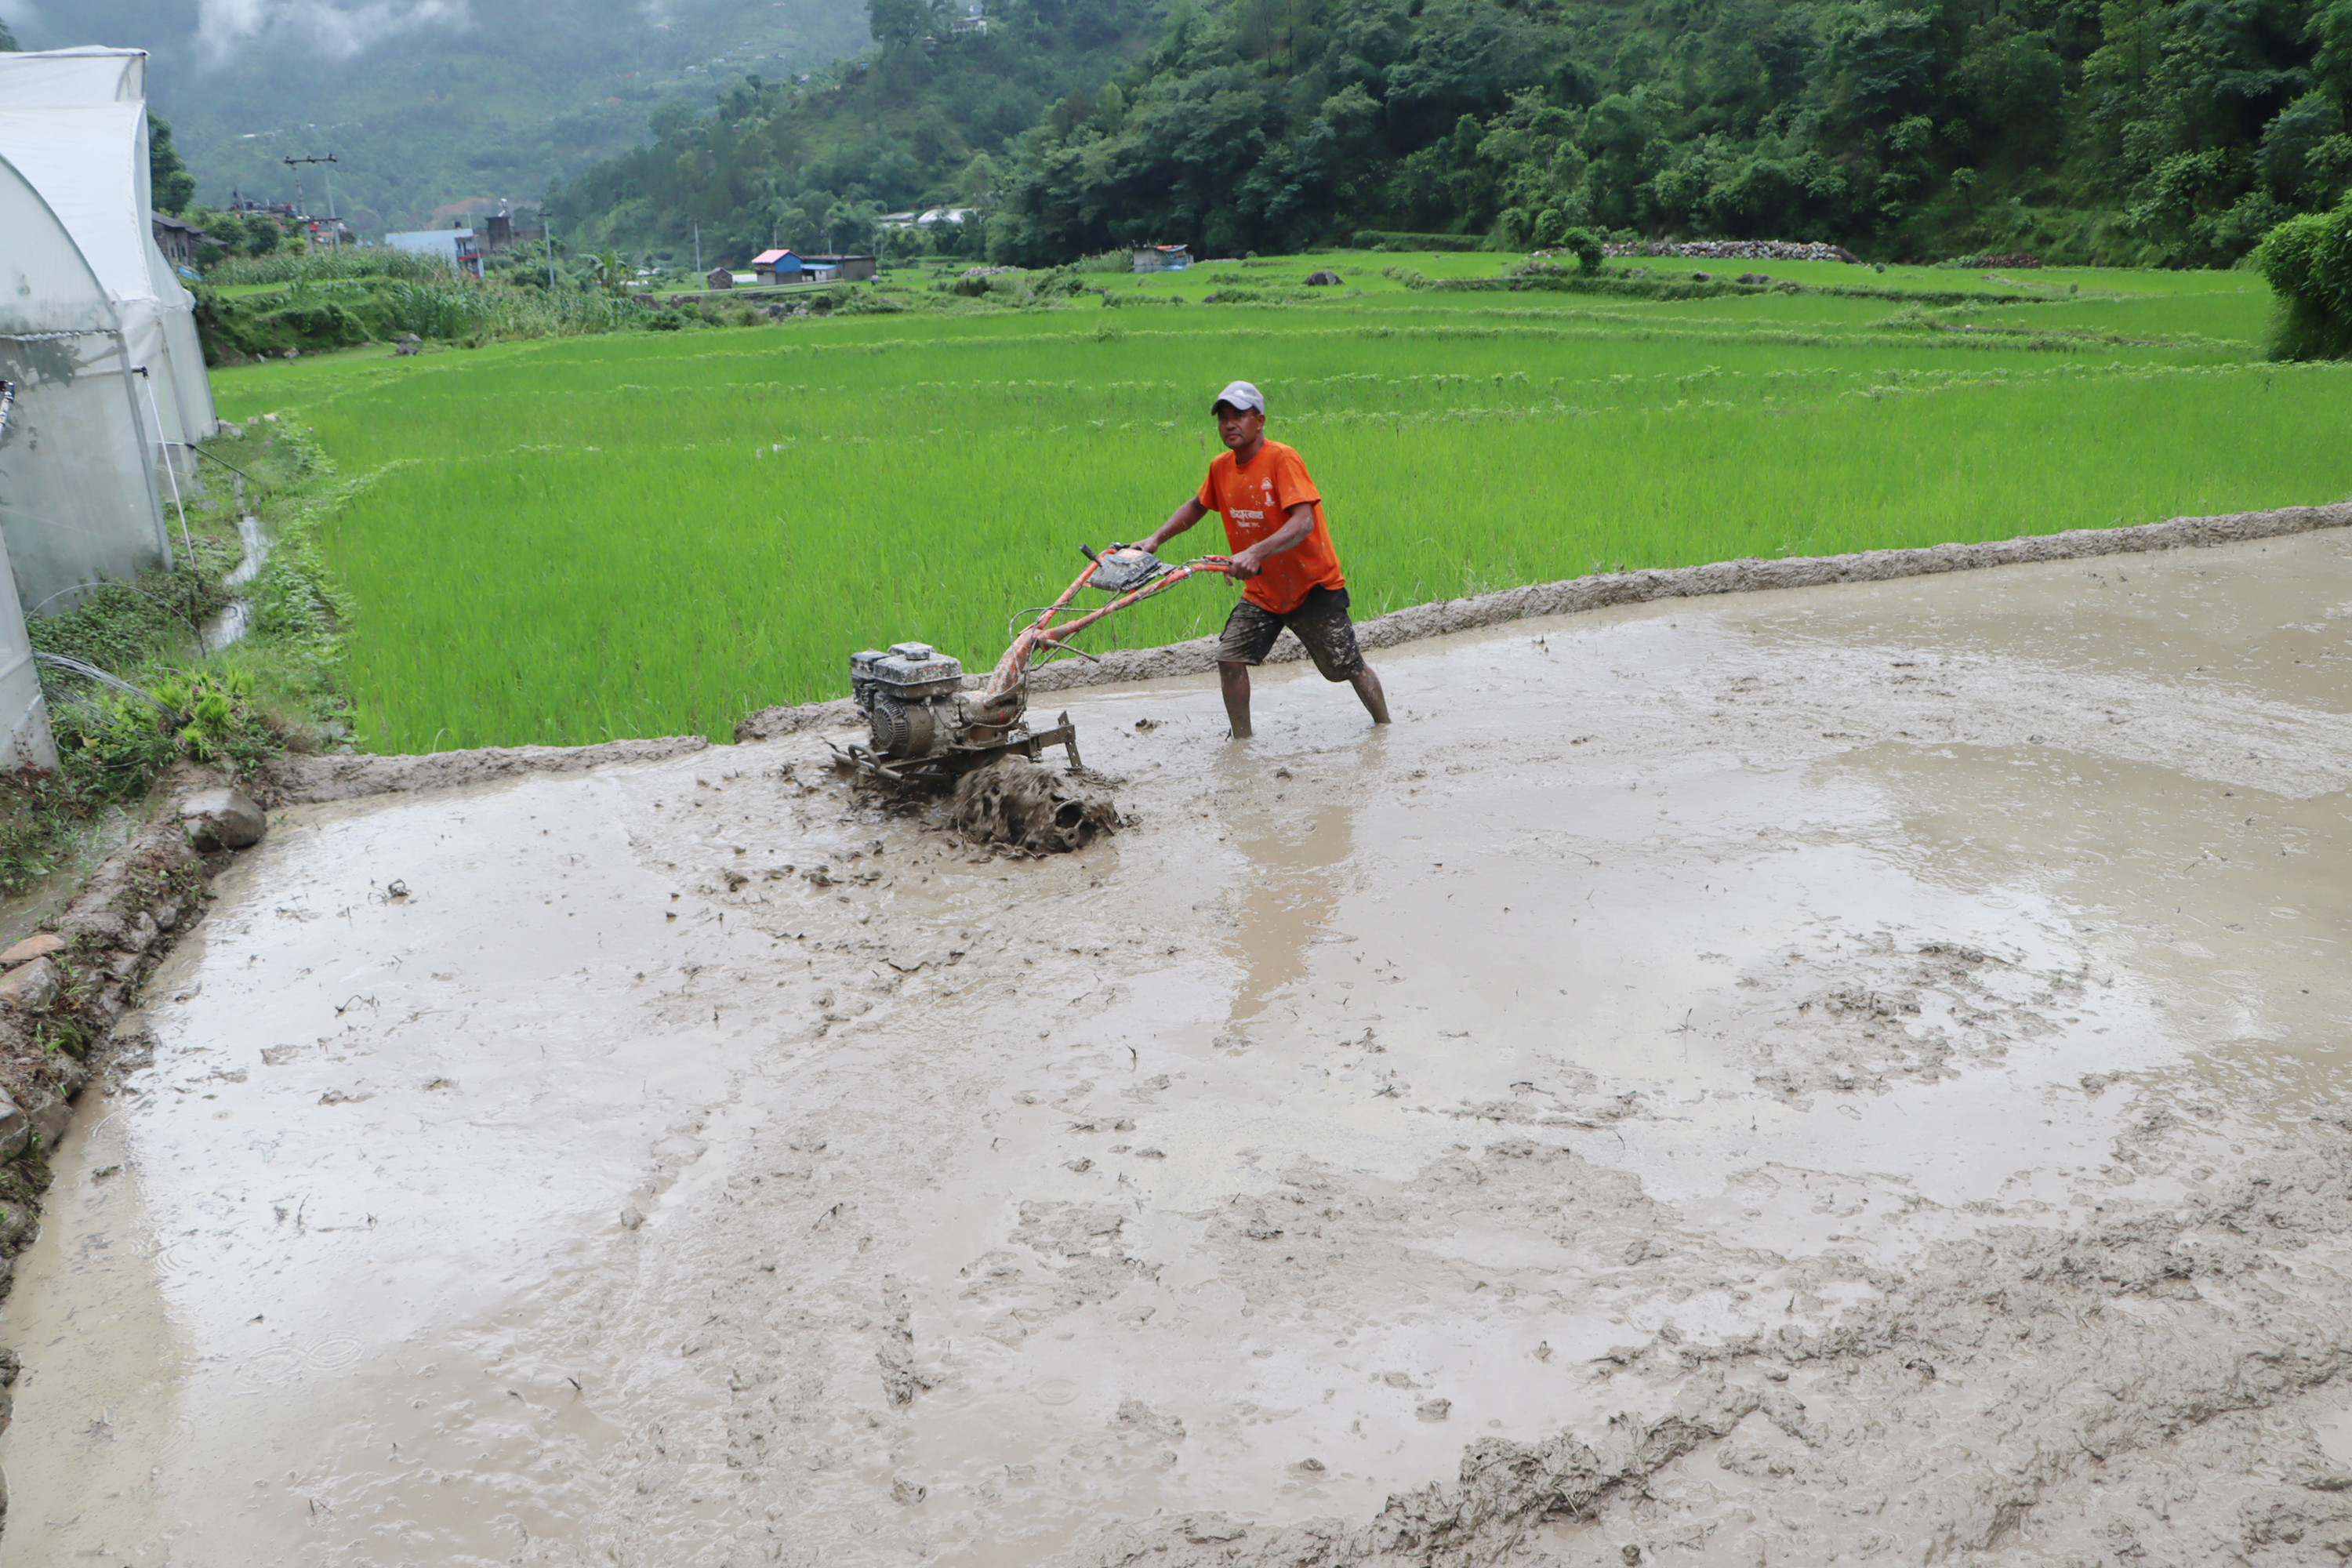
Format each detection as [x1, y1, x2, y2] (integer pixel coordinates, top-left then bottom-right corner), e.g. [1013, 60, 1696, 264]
[0, 0, 870, 232]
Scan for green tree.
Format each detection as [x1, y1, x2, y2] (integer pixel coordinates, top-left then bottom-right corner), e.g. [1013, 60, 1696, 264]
[149, 114, 197, 216]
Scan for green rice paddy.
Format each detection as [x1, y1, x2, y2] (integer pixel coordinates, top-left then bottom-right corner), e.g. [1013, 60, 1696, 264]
[211, 254, 2351, 753]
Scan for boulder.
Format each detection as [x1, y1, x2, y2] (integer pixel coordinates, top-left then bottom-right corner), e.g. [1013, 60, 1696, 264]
[0, 934, 63, 971]
[0, 957, 60, 1013]
[30, 1092, 69, 1149]
[1690, 270, 1712, 281]
[391, 333, 423, 357]
[0, 1087, 26, 1160]
[1305, 270, 1342, 286]
[182, 787, 267, 851]
[1737, 272, 1772, 285]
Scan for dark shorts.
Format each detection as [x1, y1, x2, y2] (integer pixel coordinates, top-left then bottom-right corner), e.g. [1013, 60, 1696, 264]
[1217, 585, 1365, 682]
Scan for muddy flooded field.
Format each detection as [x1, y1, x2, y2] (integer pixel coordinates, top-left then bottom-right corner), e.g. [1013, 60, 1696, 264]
[6, 531, 2352, 1566]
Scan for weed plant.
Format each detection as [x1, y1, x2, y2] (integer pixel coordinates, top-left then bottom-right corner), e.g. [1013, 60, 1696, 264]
[0, 422, 352, 894]
[205, 258, 2348, 753]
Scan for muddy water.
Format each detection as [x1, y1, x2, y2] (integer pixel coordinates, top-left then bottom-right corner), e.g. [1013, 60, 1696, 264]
[6, 532, 2352, 1566]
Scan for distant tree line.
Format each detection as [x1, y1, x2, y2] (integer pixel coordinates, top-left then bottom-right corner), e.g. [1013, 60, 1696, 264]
[548, 0, 1163, 263]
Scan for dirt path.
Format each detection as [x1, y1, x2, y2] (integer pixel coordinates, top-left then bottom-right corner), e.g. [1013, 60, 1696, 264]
[5, 531, 2352, 1566]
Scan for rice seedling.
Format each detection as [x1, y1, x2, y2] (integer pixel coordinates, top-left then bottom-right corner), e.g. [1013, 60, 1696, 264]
[211, 261, 2350, 753]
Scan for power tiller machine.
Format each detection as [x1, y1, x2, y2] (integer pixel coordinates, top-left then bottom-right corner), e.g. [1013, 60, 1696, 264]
[835, 546, 1236, 787]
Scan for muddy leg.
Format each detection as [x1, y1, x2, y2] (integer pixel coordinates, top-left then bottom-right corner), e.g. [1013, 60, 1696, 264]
[1218, 660, 1254, 739]
[1350, 661, 1391, 725]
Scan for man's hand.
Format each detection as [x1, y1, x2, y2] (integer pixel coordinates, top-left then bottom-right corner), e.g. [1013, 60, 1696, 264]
[1227, 503, 1316, 580]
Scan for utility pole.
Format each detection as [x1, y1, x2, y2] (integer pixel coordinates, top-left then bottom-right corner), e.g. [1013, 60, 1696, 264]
[694, 221, 702, 277]
[283, 154, 339, 244]
[546, 216, 557, 290]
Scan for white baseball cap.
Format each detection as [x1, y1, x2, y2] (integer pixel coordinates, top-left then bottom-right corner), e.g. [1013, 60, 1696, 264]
[1211, 379, 1265, 415]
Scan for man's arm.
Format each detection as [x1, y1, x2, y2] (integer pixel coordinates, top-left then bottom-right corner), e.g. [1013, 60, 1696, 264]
[1138, 498, 1209, 554]
[1228, 502, 1316, 579]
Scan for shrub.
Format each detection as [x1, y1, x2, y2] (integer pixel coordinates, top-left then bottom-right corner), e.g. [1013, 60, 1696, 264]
[1558, 227, 1605, 274]
[2251, 198, 2352, 360]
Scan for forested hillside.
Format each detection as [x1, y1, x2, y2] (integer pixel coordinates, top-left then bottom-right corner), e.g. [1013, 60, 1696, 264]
[561, 0, 2351, 267]
[4, 0, 869, 234]
[989, 0, 2352, 263]
[548, 0, 1166, 259]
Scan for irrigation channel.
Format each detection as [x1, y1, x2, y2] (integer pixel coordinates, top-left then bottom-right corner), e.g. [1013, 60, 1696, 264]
[200, 513, 269, 653]
[6, 530, 2352, 1565]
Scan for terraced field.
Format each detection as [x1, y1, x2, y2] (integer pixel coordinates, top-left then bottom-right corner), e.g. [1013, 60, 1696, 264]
[212, 253, 2347, 751]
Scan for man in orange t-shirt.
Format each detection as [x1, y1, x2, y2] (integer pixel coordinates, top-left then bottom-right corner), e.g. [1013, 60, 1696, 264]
[1135, 380, 1391, 739]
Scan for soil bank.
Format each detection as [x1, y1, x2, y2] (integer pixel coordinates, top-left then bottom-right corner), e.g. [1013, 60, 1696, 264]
[4, 531, 2352, 1565]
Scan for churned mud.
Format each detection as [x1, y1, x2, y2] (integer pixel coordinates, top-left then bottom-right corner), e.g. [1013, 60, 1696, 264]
[5, 529, 2352, 1566]
[950, 757, 1122, 853]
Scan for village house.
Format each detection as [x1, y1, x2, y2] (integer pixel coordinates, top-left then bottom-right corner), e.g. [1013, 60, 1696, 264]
[479, 210, 547, 254]
[1131, 243, 1192, 273]
[804, 253, 878, 281]
[706, 265, 735, 289]
[150, 212, 219, 268]
[752, 248, 807, 284]
[386, 227, 485, 277]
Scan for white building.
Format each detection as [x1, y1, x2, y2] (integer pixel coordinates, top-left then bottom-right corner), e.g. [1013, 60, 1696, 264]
[386, 229, 485, 278]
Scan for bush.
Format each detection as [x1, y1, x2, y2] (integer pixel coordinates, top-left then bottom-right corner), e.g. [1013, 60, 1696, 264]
[2251, 198, 2352, 360]
[1558, 227, 1605, 274]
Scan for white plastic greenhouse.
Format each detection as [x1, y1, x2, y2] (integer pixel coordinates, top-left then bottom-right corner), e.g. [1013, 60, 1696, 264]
[0, 45, 220, 769]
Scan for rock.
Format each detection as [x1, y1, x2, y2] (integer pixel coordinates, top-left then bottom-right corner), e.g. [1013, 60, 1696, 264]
[1737, 272, 1772, 285]
[0, 957, 60, 1012]
[0, 934, 63, 970]
[0, 1089, 25, 1160]
[1690, 270, 1712, 282]
[1305, 269, 1342, 285]
[181, 787, 267, 850]
[29, 1094, 68, 1149]
[391, 333, 422, 357]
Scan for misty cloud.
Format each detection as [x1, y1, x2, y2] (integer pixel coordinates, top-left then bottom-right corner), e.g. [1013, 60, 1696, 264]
[194, 0, 474, 65]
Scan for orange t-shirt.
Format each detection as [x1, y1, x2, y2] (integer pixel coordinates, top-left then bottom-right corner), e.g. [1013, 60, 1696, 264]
[1196, 440, 1345, 614]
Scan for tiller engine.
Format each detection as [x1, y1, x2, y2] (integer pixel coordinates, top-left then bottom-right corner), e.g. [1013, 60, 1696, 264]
[836, 545, 1236, 787]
